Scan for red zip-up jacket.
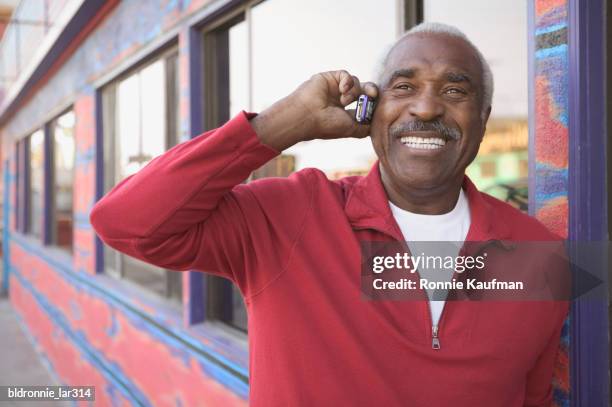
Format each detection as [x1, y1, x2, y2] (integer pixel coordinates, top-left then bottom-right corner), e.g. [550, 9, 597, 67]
[90, 112, 569, 407]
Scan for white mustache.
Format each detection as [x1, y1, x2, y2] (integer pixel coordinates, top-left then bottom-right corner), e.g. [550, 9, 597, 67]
[389, 121, 461, 140]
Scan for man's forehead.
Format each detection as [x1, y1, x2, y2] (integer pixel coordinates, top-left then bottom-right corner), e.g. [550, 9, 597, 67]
[387, 67, 474, 83]
[384, 33, 481, 78]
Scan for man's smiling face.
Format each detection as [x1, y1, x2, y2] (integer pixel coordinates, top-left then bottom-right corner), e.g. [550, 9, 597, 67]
[371, 33, 491, 195]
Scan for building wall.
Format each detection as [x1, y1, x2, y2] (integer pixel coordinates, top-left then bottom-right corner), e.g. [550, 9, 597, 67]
[532, 0, 570, 406]
[2, 1, 250, 405]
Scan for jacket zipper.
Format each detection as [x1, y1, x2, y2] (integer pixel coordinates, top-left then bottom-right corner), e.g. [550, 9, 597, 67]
[431, 324, 441, 350]
[418, 266, 446, 350]
[428, 245, 475, 350]
[427, 300, 446, 350]
[428, 242, 492, 350]
[428, 242, 497, 350]
[406, 240, 447, 351]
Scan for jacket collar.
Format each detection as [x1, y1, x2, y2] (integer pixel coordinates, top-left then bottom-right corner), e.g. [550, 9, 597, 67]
[344, 162, 512, 242]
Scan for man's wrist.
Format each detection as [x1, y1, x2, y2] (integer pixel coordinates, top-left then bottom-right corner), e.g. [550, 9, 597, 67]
[249, 96, 314, 152]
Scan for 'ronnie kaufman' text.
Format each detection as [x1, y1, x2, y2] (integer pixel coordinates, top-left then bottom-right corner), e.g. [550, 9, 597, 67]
[373, 278, 524, 290]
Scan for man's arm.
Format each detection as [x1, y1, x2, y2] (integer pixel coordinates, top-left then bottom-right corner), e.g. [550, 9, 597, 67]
[90, 70, 378, 295]
[89, 113, 278, 275]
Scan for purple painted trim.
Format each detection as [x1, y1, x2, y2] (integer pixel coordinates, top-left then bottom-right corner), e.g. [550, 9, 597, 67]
[23, 137, 30, 234]
[189, 27, 203, 138]
[185, 27, 206, 325]
[94, 89, 105, 274]
[188, 272, 205, 324]
[43, 122, 53, 245]
[3, 159, 10, 293]
[527, 0, 537, 217]
[20, 140, 27, 233]
[567, 0, 610, 405]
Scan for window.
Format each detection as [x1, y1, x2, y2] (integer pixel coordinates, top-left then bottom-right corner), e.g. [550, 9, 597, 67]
[101, 47, 182, 302]
[50, 110, 76, 252]
[249, 0, 399, 177]
[425, 0, 529, 206]
[201, 0, 416, 331]
[202, 14, 252, 331]
[27, 129, 44, 239]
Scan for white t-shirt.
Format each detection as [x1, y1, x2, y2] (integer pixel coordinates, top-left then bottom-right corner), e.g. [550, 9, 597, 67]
[388, 188, 471, 327]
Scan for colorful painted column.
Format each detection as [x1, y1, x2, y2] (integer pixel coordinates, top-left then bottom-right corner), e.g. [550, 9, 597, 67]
[530, 0, 570, 406]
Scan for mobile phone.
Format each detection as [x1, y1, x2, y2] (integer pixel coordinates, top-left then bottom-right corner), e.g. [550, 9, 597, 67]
[355, 94, 376, 124]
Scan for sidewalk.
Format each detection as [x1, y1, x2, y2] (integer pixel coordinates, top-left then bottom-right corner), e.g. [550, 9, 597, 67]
[0, 293, 70, 406]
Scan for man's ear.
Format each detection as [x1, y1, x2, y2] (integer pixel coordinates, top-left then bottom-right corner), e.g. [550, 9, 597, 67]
[480, 105, 492, 140]
[483, 106, 492, 129]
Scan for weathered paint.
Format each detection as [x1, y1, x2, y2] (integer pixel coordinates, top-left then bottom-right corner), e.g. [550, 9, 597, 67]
[73, 93, 97, 275]
[4, 0, 249, 405]
[533, 2, 569, 238]
[532, 1, 570, 406]
[10, 236, 249, 405]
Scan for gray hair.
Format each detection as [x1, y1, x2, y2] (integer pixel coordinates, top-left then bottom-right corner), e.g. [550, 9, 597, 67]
[377, 22, 494, 118]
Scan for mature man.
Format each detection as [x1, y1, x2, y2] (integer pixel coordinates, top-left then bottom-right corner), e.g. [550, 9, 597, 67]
[91, 22, 568, 406]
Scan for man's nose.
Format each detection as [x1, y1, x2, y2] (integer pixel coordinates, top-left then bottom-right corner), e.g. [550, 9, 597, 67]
[407, 93, 444, 122]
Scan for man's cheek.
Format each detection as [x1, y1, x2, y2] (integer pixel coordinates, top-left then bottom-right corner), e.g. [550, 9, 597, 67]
[370, 131, 387, 158]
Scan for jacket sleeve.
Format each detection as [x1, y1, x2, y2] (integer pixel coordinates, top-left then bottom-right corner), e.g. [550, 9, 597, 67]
[89, 111, 307, 297]
[523, 303, 569, 407]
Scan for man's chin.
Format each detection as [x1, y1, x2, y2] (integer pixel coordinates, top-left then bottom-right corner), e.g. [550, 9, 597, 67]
[389, 174, 448, 193]
[399, 177, 445, 191]
[379, 161, 449, 190]
[389, 165, 443, 187]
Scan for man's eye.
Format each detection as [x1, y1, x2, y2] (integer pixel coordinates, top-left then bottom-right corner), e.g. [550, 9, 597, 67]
[393, 84, 413, 91]
[444, 88, 466, 95]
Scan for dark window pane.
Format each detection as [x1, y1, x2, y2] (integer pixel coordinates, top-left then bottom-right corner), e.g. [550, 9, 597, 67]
[231, 285, 248, 331]
[52, 111, 75, 252]
[27, 130, 44, 239]
[205, 276, 247, 332]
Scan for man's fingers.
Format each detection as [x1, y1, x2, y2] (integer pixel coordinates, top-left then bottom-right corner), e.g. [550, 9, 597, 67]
[340, 81, 379, 107]
[338, 70, 354, 93]
[336, 71, 378, 105]
[340, 75, 362, 106]
[362, 82, 379, 99]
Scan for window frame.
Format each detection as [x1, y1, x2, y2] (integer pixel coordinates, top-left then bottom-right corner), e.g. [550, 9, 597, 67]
[200, 6, 251, 332]
[13, 96, 75, 241]
[197, 0, 422, 333]
[99, 43, 183, 304]
[25, 129, 44, 239]
[48, 108, 76, 252]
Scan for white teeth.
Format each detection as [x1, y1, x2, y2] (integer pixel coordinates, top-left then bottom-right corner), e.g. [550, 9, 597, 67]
[400, 136, 446, 149]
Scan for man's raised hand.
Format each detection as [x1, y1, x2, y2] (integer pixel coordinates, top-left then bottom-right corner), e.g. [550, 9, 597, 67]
[251, 70, 379, 151]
